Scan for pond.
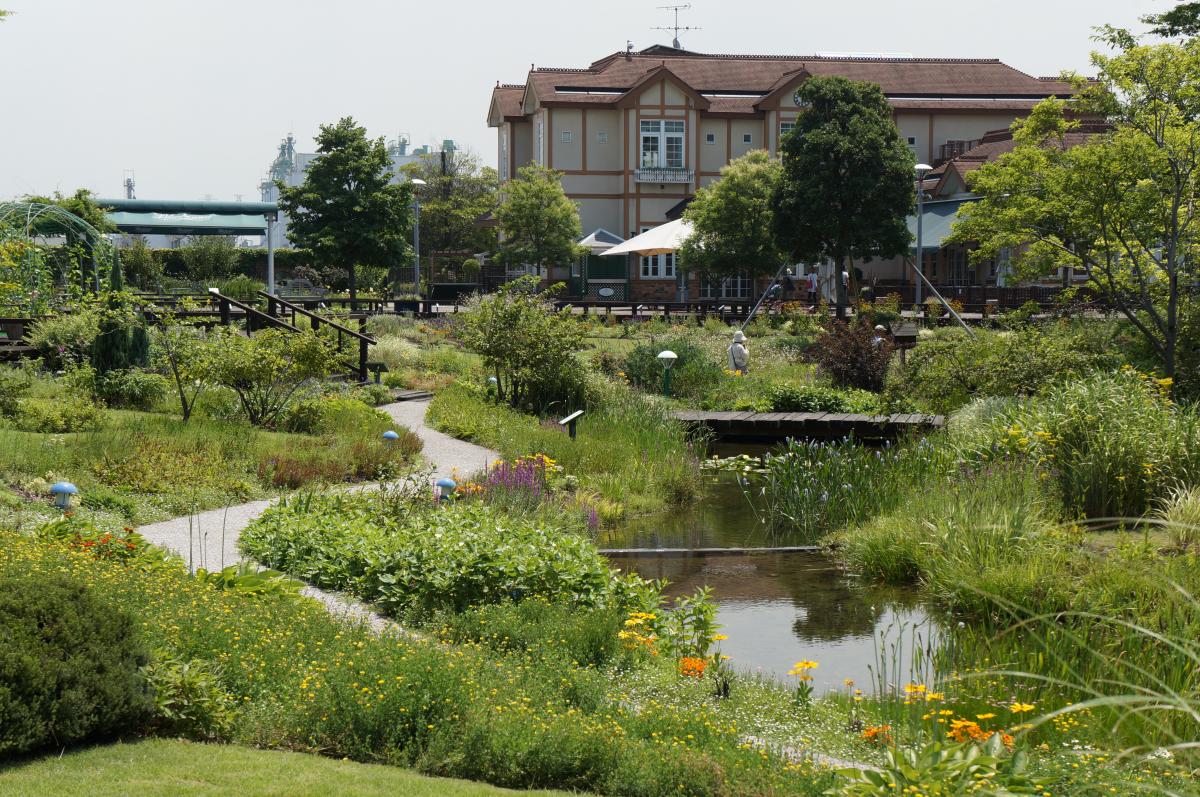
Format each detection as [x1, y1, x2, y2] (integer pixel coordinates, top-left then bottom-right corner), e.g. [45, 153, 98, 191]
[602, 473, 938, 690]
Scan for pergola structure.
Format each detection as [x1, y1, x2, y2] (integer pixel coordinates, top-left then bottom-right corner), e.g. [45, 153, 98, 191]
[96, 198, 281, 293]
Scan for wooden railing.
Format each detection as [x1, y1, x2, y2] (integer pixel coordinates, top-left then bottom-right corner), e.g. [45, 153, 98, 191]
[258, 291, 376, 382]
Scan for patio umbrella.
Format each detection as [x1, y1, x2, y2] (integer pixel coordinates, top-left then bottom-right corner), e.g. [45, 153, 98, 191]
[600, 219, 694, 257]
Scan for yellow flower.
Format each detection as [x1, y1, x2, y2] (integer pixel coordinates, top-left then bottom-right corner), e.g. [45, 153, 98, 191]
[713, 634, 728, 641]
[843, 678, 855, 687]
[1009, 702, 1036, 714]
[903, 683, 927, 695]
[976, 713, 996, 720]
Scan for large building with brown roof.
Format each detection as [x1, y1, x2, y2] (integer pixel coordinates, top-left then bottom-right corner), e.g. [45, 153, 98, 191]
[488, 44, 1077, 301]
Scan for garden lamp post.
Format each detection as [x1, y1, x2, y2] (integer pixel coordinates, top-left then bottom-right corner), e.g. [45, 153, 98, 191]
[914, 163, 932, 305]
[50, 481, 78, 512]
[657, 350, 678, 397]
[410, 178, 427, 298]
[435, 477, 457, 502]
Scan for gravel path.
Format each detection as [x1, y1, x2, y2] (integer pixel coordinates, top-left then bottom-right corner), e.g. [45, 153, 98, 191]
[134, 399, 496, 627]
[382, 400, 497, 480]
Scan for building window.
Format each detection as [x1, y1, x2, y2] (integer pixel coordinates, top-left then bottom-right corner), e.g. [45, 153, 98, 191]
[780, 122, 796, 139]
[597, 130, 608, 144]
[906, 136, 916, 146]
[946, 246, 970, 286]
[640, 120, 686, 168]
[700, 273, 751, 299]
[639, 226, 676, 279]
[705, 132, 716, 144]
[743, 133, 753, 145]
[561, 130, 573, 144]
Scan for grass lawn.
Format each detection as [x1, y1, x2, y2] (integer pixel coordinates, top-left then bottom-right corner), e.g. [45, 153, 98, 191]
[0, 739, 574, 797]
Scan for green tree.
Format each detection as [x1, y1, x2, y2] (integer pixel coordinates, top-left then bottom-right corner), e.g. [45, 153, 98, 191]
[202, 328, 335, 427]
[952, 34, 1200, 384]
[1144, 2, 1200, 38]
[456, 276, 585, 412]
[277, 117, 413, 300]
[679, 150, 785, 285]
[495, 165, 584, 273]
[121, 236, 163, 290]
[179, 236, 240, 283]
[400, 150, 498, 286]
[25, 189, 115, 294]
[149, 301, 210, 422]
[771, 76, 915, 319]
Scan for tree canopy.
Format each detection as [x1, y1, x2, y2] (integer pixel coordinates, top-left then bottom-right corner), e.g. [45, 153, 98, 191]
[277, 117, 413, 299]
[679, 150, 784, 282]
[400, 150, 498, 266]
[771, 76, 915, 318]
[952, 33, 1200, 384]
[495, 165, 583, 272]
[1143, 2, 1200, 38]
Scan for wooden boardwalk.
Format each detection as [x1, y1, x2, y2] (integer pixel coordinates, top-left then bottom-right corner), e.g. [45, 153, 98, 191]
[673, 410, 945, 443]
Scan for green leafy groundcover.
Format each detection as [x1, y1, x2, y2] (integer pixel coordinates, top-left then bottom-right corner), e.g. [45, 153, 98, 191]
[0, 532, 834, 796]
[240, 490, 647, 621]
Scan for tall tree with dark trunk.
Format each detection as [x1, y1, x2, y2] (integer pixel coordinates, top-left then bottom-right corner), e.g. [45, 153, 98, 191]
[771, 76, 915, 319]
[399, 150, 498, 286]
[277, 118, 412, 300]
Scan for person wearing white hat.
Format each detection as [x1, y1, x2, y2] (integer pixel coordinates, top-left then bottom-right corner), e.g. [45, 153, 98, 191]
[728, 330, 750, 373]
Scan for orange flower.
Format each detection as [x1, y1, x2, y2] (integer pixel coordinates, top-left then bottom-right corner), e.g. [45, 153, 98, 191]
[860, 724, 892, 746]
[678, 657, 708, 678]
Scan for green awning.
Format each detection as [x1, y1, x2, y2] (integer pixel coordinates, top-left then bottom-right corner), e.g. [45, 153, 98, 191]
[107, 211, 267, 236]
[908, 197, 979, 251]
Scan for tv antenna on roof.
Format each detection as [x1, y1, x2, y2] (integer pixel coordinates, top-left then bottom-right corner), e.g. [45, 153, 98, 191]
[652, 3, 699, 50]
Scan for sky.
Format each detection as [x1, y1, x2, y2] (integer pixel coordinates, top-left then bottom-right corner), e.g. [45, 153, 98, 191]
[0, 0, 1173, 202]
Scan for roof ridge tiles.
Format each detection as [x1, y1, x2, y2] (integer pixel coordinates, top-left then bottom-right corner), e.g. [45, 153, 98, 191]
[628, 52, 1005, 64]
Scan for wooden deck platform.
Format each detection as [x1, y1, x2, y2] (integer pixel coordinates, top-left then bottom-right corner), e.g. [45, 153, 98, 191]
[673, 410, 945, 443]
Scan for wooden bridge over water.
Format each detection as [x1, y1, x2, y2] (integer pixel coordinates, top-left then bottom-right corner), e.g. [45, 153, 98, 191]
[673, 410, 945, 444]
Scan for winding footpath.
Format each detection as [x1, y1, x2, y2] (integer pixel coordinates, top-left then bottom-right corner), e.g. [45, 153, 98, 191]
[134, 400, 497, 631]
[135, 403, 870, 773]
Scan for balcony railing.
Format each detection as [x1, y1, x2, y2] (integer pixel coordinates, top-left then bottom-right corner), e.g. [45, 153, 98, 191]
[635, 167, 694, 184]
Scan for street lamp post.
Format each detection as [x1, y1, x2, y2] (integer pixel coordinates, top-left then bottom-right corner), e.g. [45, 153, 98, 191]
[410, 178, 427, 298]
[657, 350, 678, 397]
[914, 163, 932, 305]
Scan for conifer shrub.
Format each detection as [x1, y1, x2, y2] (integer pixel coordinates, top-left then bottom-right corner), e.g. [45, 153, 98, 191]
[0, 572, 152, 755]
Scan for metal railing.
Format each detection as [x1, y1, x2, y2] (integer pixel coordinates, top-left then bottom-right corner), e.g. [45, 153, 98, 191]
[634, 167, 694, 184]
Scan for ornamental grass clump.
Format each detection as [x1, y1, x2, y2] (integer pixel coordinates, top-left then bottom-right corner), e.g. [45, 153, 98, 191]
[950, 369, 1200, 519]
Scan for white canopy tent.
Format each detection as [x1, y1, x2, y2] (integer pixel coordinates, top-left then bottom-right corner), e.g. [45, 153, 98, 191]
[600, 218, 694, 257]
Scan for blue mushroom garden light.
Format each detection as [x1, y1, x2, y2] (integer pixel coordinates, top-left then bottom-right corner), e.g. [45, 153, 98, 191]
[435, 477, 457, 501]
[50, 481, 79, 511]
[382, 430, 400, 442]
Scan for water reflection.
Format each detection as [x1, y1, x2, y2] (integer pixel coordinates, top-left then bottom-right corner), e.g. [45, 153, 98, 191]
[608, 551, 933, 689]
[602, 472, 937, 688]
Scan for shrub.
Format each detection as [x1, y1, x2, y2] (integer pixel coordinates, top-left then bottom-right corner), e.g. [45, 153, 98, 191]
[812, 320, 893, 392]
[279, 395, 392, 436]
[764, 383, 882, 414]
[0, 572, 153, 755]
[26, 308, 101, 371]
[455, 277, 587, 414]
[950, 370, 1200, 518]
[93, 368, 169, 410]
[12, 395, 104, 433]
[885, 324, 1123, 414]
[141, 653, 236, 741]
[351, 383, 394, 407]
[622, 337, 722, 400]
[91, 293, 151, 376]
[201, 328, 336, 427]
[240, 491, 646, 621]
[214, 275, 266, 301]
[0, 365, 31, 417]
[179, 236, 240, 282]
